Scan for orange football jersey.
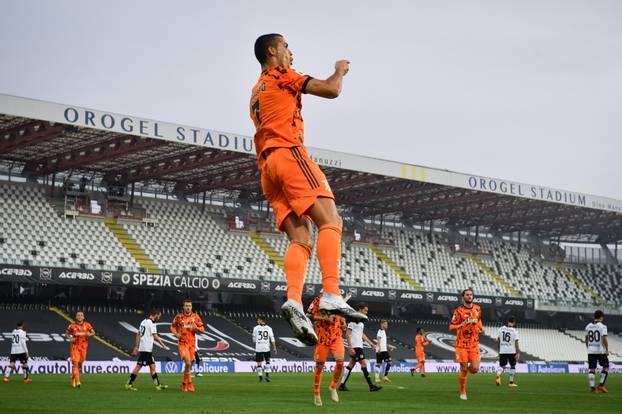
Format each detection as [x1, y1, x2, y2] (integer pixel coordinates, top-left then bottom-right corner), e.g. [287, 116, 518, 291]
[171, 312, 205, 346]
[249, 66, 312, 165]
[415, 334, 430, 353]
[66, 321, 94, 347]
[307, 296, 344, 346]
[449, 304, 482, 349]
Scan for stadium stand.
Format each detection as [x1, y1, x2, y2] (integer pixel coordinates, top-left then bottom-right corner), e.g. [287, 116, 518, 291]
[381, 228, 507, 296]
[2, 181, 622, 310]
[0, 182, 139, 271]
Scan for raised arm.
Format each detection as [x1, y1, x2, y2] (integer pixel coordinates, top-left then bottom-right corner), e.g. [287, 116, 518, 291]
[305, 60, 350, 99]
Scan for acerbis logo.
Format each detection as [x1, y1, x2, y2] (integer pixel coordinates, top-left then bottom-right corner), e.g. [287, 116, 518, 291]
[436, 295, 458, 302]
[274, 284, 287, 292]
[164, 361, 178, 373]
[400, 292, 423, 300]
[504, 299, 524, 306]
[361, 290, 384, 297]
[473, 297, 493, 305]
[211, 279, 220, 289]
[226, 282, 256, 289]
[0, 268, 33, 277]
[58, 272, 95, 280]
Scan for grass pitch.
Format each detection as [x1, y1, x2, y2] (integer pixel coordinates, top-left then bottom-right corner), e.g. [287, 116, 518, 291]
[1, 373, 619, 413]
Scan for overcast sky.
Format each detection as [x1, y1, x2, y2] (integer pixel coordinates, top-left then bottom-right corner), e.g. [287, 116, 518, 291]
[1, 0, 620, 199]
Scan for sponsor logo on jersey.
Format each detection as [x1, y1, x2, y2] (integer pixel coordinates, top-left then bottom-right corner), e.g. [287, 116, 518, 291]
[58, 272, 95, 280]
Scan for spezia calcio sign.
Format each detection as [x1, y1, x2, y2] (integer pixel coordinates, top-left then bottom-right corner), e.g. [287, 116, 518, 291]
[0, 93, 621, 213]
[0, 264, 532, 309]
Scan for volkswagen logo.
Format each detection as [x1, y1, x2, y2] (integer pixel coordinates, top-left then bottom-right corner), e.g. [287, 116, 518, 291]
[164, 361, 179, 373]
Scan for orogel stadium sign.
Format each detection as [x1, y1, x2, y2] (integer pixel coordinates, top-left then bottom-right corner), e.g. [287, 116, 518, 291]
[0, 264, 532, 310]
[1, 93, 621, 213]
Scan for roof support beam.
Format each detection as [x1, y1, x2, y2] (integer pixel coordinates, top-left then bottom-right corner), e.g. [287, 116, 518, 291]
[0, 122, 67, 153]
[27, 135, 163, 175]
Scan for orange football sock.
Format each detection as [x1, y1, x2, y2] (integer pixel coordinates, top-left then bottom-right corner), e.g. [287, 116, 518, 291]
[284, 242, 311, 304]
[459, 370, 467, 393]
[331, 361, 344, 389]
[75, 368, 81, 384]
[185, 372, 192, 384]
[317, 224, 342, 295]
[313, 364, 324, 396]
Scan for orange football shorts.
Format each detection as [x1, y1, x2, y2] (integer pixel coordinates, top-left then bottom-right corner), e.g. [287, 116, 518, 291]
[260, 146, 334, 230]
[455, 347, 480, 363]
[314, 338, 345, 363]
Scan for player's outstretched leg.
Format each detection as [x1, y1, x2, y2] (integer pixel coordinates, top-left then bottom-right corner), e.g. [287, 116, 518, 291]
[280, 216, 317, 346]
[306, 198, 367, 323]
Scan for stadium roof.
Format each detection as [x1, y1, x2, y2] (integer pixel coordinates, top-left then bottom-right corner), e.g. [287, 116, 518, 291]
[1, 93, 621, 243]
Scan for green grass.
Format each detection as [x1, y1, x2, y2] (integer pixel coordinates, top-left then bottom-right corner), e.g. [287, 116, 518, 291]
[1, 373, 619, 413]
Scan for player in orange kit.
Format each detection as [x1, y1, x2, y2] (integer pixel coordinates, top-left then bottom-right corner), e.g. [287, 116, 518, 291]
[250, 34, 367, 346]
[449, 288, 484, 400]
[411, 327, 431, 377]
[66, 310, 95, 388]
[306, 294, 345, 407]
[170, 299, 205, 392]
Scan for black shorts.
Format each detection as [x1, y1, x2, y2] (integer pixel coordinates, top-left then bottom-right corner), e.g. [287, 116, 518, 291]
[376, 351, 391, 364]
[9, 353, 28, 364]
[256, 351, 271, 363]
[499, 353, 517, 368]
[137, 352, 155, 366]
[351, 347, 366, 362]
[588, 354, 609, 370]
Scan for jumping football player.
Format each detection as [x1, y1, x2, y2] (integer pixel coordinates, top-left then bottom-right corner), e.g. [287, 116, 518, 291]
[250, 34, 367, 345]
